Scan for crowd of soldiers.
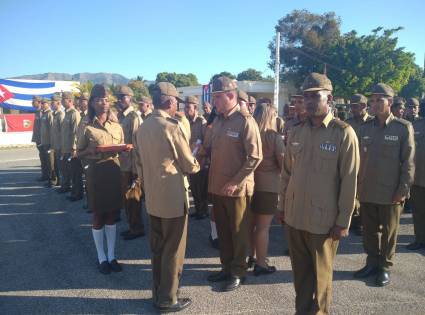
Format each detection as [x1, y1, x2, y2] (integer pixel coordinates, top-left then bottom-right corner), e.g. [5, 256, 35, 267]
[30, 74, 425, 314]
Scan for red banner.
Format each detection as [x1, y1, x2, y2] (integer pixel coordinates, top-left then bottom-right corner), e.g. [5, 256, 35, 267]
[2, 114, 35, 132]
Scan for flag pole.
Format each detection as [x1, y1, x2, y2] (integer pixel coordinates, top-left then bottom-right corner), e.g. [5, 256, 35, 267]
[274, 31, 281, 114]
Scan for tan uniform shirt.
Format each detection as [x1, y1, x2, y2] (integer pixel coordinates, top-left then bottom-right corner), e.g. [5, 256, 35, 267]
[118, 106, 141, 173]
[358, 114, 415, 204]
[61, 107, 81, 154]
[276, 116, 285, 135]
[254, 130, 285, 193]
[51, 109, 65, 151]
[134, 109, 200, 218]
[31, 109, 42, 144]
[204, 105, 263, 197]
[77, 115, 124, 160]
[346, 112, 373, 138]
[413, 118, 425, 187]
[188, 114, 207, 147]
[40, 108, 53, 146]
[280, 112, 360, 234]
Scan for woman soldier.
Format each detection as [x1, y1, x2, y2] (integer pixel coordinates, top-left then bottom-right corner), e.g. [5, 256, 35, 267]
[248, 103, 285, 275]
[77, 84, 125, 274]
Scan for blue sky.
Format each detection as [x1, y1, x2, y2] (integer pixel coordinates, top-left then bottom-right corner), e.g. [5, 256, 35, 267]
[1, 0, 423, 83]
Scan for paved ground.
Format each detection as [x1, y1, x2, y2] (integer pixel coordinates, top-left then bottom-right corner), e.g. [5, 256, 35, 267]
[0, 147, 424, 315]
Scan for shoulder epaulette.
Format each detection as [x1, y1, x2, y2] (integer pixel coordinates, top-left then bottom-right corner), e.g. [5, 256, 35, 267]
[165, 117, 179, 125]
[238, 109, 251, 118]
[331, 118, 349, 129]
[394, 117, 412, 127]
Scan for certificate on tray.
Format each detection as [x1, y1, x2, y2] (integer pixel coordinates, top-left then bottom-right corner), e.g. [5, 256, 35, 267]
[96, 144, 133, 153]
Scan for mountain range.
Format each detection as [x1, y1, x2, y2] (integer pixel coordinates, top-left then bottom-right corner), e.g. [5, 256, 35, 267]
[11, 72, 130, 85]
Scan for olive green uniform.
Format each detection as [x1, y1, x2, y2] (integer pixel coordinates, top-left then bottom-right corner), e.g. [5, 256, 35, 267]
[358, 114, 415, 270]
[40, 108, 55, 183]
[280, 112, 359, 314]
[51, 109, 64, 185]
[410, 118, 425, 244]
[31, 109, 46, 179]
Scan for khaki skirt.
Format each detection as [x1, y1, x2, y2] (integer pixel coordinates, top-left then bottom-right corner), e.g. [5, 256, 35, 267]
[86, 157, 122, 213]
[251, 191, 278, 215]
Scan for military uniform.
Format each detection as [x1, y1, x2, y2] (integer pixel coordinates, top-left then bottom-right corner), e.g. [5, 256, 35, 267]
[60, 102, 81, 193]
[185, 95, 209, 219]
[357, 84, 415, 278]
[31, 97, 46, 180]
[40, 102, 55, 185]
[51, 101, 65, 186]
[205, 77, 262, 284]
[409, 118, 425, 248]
[117, 87, 144, 239]
[280, 73, 359, 315]
[133, 82, 199, 309]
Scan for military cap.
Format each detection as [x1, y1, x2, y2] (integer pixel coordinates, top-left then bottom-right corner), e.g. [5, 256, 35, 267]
[290, 93, 303, 98]
[89, 84, 110, 100]
[32, 95, 42, 101]
[350, 94, 368, 105]
[62, 91, 74, 100]
[302, 73, 333, 92]
[393, 96, 406, 106]
[185, 95, 199, 105]
[138, 95, 153, 103]
[238, 90, 249, 103]
[79, 92, 90, 100]
[41, 97, 50, 103]
[153, 82, 183, 102]
[51, 93, 61, 101]
[248, 95, 256, 104]
[116, 85, 134, 97]
[406, 97, 419, 107]
[370, 83, 394, 97]
[210, 76, 237, 94]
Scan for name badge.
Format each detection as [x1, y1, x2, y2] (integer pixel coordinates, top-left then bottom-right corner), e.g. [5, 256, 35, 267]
[226, 130, 239, 138]
[319, 143, 336, 152]
[384, 135, 398, 141]
[291, 142, 300, 146]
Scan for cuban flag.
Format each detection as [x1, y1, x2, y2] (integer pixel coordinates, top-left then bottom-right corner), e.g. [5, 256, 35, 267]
[0, 79, 80, 112]
[202, 84, 211, 105]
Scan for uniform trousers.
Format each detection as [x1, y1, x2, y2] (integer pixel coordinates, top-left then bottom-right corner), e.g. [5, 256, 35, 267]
[286, 225, 339, 315]
[188, 169, 209, 216]
[149, 214, 187, 306]
[360, 202, 402, 270]
[121, 171, 144, 234]
[410, 185, 425, 244]
[71, 157, 84, 198]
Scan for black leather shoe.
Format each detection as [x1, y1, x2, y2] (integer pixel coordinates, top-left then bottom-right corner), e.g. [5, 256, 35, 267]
[207, 270, 231, 282]
[375, 270, 390, 287]
[189, 213, 197, 218]
[45, 182, 53, 188]
[109, 259, 122, 272]
[98, 261, 111, 275]
[253, 264, 276, 276]
[406, 242, 425, 250]
[67, 196, 83, 202]
[221, 276, 245, 292]
[123, 231, 145, 240]
[158, 298, 192, 313]
[247, 256, 256, 269]
[195, 213, 209, 220]
[354, 265, 378, 278]
[283, 248, 290, 256]
[209, 235, 219, 250]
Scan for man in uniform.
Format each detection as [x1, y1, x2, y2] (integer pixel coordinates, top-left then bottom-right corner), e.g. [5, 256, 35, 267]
[346, 93, 373, 235]
[134, 82, 199, 313]
[406, 115, 425, 250]
[405, 97, 420, 122]
[39, 98, 55, 187]
[58, 92, 81, 195]
[138, 95, 154, 120]
[116, 85, 144, 240]
[238, 90, 250, 114]
[50, 94, 65, 187]
[184, 95, 208, 220]
[354, 83, 415, 286]
[247, 95, 256, 115]
[31, 96, 46, 181]
[391, 96, 406, 119]
[202, 101, 212, 121]
[76, 92, 90, 209]
[204, 76, 262, 292]
[282, 94, 304, 144]
[278, 73, 359, 314]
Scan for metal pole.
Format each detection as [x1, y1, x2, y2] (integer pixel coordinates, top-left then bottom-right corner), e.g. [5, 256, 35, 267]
[274, 31, 281, 113]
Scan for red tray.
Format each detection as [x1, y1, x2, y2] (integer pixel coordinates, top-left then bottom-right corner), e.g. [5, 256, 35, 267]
[96, 144, 133, 153]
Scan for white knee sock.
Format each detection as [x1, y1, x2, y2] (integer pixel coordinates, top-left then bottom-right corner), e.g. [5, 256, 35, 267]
[210, 221, 218, 240]
[105, 224, 116, 262]
[92, 228, 107, 264]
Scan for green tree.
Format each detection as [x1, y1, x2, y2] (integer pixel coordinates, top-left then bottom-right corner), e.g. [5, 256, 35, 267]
[77, 81, 94, 94]
[128, 79, 151, 101]
[237, 68, 264, 81]
[399, 66, 425, 98]
[155, 72, 199, 87]
[210, 71, 236, 82]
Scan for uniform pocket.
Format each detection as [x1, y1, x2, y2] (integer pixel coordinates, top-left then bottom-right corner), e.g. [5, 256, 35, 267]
[382, 141, 399, 159]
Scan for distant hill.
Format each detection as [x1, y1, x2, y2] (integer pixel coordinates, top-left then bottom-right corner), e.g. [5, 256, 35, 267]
[11, 72, 130, 85]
